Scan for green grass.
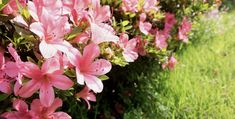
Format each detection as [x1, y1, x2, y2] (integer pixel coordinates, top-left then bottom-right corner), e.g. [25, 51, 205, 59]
[123, 10, 235, 119]
[162, 11, 235, 118]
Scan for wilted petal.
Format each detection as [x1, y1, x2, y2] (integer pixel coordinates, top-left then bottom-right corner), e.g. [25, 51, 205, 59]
[84, 75, 103, 93]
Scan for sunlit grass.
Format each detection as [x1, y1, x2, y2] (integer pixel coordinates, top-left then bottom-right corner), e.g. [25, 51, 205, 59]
[163, 11, 235, 118]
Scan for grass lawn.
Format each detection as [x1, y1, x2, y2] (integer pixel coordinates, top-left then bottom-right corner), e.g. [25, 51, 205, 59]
[162, 11, 235, 118]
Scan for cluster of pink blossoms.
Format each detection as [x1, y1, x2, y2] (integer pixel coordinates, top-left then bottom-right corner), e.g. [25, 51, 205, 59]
[0, 0, 192, 118]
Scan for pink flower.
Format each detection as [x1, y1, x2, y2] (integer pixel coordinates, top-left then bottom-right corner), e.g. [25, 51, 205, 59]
[119, 33, 138, 62]
[69, 43, 112, 93]
[29, 7, 71, 58]
[0, 49, 12, 94]
[89, 0, 111, 23]
[164, 13, 177, 34]
[27, 0, 63, 21]
[139, 13, 152, 35]
[18, 58, 74, 107]
[30, 98, 71, 119]
[162, 56, 177, 70]
[143, 0, 159, 12]
[62, 0, 90, 24]
[76, 86, 96, 109]
[155, 30, 168, 49]
[122, 0, 138, 12]
[5, 44, 24, 96]
[87, 1, 119, 44]
[178, 17, 192, 43]
[2, 0, 26, 15]
[90, 22, 119, 44]
[1, 99, 32, 119]
[135, 36, 147, 56]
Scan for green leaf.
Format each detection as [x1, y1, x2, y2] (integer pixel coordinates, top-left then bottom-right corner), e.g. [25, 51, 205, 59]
[122, 20, 129, 27]
[65, 69, 76, 78]
[0, 0, 9, 11]
[99, 75, 109, 81]
[21, 7, 30, 20]
[27, 56, 36, 64]
[0, 93, 9, 102]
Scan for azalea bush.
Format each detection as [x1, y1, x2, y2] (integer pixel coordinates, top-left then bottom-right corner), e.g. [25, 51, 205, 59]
[0, 0, 218, 118]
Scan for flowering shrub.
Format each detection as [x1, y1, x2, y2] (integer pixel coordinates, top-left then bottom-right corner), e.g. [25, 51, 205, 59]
[0, 0, 218, 118]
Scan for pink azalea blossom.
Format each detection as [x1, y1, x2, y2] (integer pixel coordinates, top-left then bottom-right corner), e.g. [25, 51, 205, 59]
[135, 36, 147, 56]
[30, 98, 71, 119]
[62, 0, 90, 24]
[18, 58, 74, 107]
[119, 33, 138, 62]
[0, 49, 12, 94]
[2, 0, 26, 15]
[143, 0, 159, 12]
[87, 1, 119, 44]
[155, 30, 168, 49]
[1, 99, 32, 119]
[27, 0, 63, 21]
[76, 86, 96, 109]
[89, 0, 111, 23]
[69, 43, 112, 93]
[29, 7, 71, 58]
[139, 13, 152, 35]
[5, 44, 24, 96]
[164, 13, 177, 34]
[162, 56, 177, 70]
[90, 22, 119, 44]
[178, 17, 192, 43]
[122, 0, 138, 12]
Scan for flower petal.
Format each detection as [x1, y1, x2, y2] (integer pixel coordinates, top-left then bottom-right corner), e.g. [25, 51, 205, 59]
[81, 43, 100, 67]
[88, 59, 112, 76]
[90, 23, 119, 44]
[46, 98, 62, 115]
[39, 40, 58, 59]
[41, 58, 62, 74]
[30, 99, 43, 114]
[84, 75, 103, 93]
[18, 79, 40, 98]
[51, 112, 71, 119]
[30, 22, 44, 39]
[40, 83, 55, 107]
[0, 79, 12, 94]
[50, 74, 74, 90]
[13, 99, 28, 112]
[76, 68, 85, 85]
[20, 62, 41, 79]
[8, 43, 21, 62]
[5, 61, 18, 78]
